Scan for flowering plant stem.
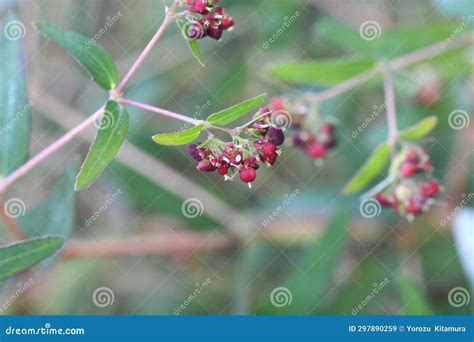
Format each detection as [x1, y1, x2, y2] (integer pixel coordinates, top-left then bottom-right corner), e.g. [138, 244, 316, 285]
[0, 28, 471, 195]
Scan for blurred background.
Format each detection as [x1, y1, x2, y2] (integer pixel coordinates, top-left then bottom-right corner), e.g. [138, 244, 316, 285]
[0, 0, 472, 315]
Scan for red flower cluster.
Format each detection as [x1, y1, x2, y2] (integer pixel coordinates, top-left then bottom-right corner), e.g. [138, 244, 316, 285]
[375, 146, 441, 220]
[187, 109, 284, 187]
[184, 0, 234, 40]
[269, 97, 337, 161]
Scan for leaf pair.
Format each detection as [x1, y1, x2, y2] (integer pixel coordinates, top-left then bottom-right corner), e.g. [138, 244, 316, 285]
[34, 23, 128, 190]
[343, 116, 438, 194]
[152, 94, 267, 146]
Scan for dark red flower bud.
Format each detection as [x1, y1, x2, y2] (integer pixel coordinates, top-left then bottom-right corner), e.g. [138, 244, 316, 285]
[221, 16, 234, 30]
[239, 167, 256, 183]
[197, 159, 216, 172]
[207, 28, 223, 40]
[218, 165, 229, 176]
[187, 144, 202, 161]
[375, 193, 392, 207]
[419, 181, 439, 197]
[267, 127, 285, 146]
[263, 142, 277, 158]
[401, 163, 419, 177]
[305, 139, 325, 159]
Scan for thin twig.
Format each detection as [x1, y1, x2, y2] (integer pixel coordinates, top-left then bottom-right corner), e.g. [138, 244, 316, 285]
[0, 107, 105, 194]
[118, 98, 202, 125]
[115, 3, 177, 94]
[382, 65, 398, 156]
[61, 232, 237, 259]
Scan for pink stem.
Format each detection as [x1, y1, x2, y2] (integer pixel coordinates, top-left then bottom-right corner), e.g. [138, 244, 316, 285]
[118, 98, 202, 125]
[382, 66, 398, 156]
[0, 107, 104, 194]
[115, 9, 174, 94]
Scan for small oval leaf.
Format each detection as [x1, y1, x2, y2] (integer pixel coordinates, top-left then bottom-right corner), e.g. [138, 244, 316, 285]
[152, 125, 203, 146]
[0, 236, 64, 281]
[398, 116, 438, 140]
[270, 58, 376, 86]
[0, 13, 31, 177]
[34, 22, 119, 90]
[75, 101, 129, 191]
[206, 94, 266, 126]
[344, 142, 391, 194]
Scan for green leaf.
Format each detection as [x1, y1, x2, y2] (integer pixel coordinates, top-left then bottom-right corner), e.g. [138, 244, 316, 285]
[257, 209, 350, 314]
[206, 94, 266, 126]
[152, 125, 203, 146]
[397, 273, 431, 315]
[75, 101, 129, 191]
[34, 22, 119, 90]
[398, 116, 438, 140]
[270, 58, 375, 86]
[0, 14, 31, 177]
[0, 236, 64, 281]
[317, 17, 469, 60]
[18, 158, 78, 238]
[177, 21, 205, 67]
[344, 142, 390, 194]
